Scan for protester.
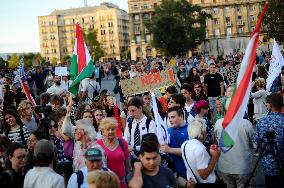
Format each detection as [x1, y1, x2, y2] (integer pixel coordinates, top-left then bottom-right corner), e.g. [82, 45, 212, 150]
[97, 117, 130, 188]
[67, 147, 109, 188]
[1, 142, 27, 188]
[2, 109, 30, 146]
[214, 98, 254, 188]
[23, 139, 65, 188]
[128, 136, 177, 188]
[124, 97, 157, 162]
[182, 119, 220, 183]
[253, 93, 284, 188]
[18, 100, 37, 133]
[87, 170, 120, 188]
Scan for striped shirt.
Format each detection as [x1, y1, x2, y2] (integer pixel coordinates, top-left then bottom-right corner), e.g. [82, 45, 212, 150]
[7, 126, 30, 145]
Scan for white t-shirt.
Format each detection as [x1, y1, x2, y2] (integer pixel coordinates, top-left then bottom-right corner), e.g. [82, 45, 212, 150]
[81, 78, 100, 104]
[24, 167, 64, 188]
[46, 83, 67, 95]
[181, 139, 216, 183]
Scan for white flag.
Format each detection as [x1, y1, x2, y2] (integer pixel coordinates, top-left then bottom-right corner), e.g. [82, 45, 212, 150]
[266, 39, 284, 92]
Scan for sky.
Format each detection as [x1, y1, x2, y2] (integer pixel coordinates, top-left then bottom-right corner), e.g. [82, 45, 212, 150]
[0, 0, 128, 53]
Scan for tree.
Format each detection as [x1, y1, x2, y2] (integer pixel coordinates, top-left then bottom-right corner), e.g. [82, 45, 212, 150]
[61, 55, 71, 66]
[145, 0, 211, 56]
[263, 0, 284, 44]
[8, 54, 21, 69]
[84, 28, 105, 61]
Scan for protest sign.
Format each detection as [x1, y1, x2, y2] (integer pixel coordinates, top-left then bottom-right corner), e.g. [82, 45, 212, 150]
[55, 67, 68, 76]
[120, 69, 176, 97]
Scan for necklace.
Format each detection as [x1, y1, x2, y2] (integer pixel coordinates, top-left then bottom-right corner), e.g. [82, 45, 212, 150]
[103, 138, 118, 151]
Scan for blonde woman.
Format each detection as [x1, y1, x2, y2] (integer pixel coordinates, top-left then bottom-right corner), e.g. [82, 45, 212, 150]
[87, 170, 120, 188]
[96, 118, 130, 188]
[251, 78, 267, 120]
[18, 100, 37, 133]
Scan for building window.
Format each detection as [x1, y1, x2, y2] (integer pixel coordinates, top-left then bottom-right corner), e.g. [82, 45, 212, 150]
[91, 17, 94, 22]
[250, 26, 255, 32]
[213, 7, 218, 14]
[249, 5, 255, 11]
[108, 22, 113, 27]
[214, 18, 219, 25]
[249, 15, 255, 22]
[82, 18, 84, 23]
[134, 15, 140, 22]
[135, 35, 141, 44]
[134, 25, 140, 34]
[101, 30, 106, 35]
[238, 27, 243, 34]
[146, 34, 151, 43]
[143, 4, 148, 9]
[237, 6, 241, 12]
[73, 19, 75, 24]
[214, 29, 220, 36]
[225, 6, 230, 12]
[226, 28, 232, 35]
[237, 16, 242, 21]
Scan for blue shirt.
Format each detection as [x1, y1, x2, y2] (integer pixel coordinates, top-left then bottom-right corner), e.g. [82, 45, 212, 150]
[253, 112, 284, 176]
[168, 124, 189, 178]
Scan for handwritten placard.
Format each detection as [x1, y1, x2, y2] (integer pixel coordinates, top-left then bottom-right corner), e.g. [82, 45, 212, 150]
[120, 69, 176, 97]
[55, 67, 68, 76]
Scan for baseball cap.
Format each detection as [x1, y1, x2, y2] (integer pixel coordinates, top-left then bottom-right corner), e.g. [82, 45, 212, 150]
[85, 148, 103, 161]
[34, 139, 54, 157]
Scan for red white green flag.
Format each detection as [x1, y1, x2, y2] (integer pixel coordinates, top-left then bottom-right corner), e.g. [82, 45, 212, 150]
[219, 3, 268, 151]
[69, 23, 93, 96]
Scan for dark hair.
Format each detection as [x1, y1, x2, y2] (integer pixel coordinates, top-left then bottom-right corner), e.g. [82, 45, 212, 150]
[121, 67, 128, 72]
[166, 85, 178, 94]
[84, 110, 99, 132]
[167, 106, 184, 117]
[140, 140, 159, 155]
[267, 93, 283, 110]
[5, 142, 25, 170]
[169, 94, 186, 109]
[32, 129, 48, 141]
[180, 84, 193, 94]
[127, 97, 144, 109]
[3, 109, 27, 147]
[142, 133, 159, 147]
[0, 135, 11, 152]
[34, 153, 54, 167]
[50, 94, 64, 105]
[40, 92, 51, 105]
[185, 67, 200, 84]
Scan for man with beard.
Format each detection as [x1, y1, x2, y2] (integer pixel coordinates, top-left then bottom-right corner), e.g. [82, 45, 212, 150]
[46, 75, 67, 96]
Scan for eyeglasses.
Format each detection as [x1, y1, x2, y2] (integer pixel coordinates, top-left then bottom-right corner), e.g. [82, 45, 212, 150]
[14, 155, 27, 160]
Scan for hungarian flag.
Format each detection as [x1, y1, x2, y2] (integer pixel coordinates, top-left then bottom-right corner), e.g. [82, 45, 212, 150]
[69, 23, 94, 96]
[219, 3, 268, 151]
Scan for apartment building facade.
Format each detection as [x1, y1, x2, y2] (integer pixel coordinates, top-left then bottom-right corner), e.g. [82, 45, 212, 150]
[38, 2, 129, 62]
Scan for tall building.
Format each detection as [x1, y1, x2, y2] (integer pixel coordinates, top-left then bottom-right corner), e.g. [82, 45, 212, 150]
[128, 0, 161, 61]
[38, 2, 129, 62]
[190, 0, 267, 55]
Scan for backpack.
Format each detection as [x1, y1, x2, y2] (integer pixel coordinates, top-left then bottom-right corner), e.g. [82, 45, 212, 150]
[128, 117, 151, 144]
[89, 82, 99, 99]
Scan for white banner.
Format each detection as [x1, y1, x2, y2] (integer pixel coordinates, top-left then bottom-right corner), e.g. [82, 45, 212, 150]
[266, 39, 284, 92]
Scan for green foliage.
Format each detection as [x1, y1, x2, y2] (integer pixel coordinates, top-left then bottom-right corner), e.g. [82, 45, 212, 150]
[8, 54, 21, 69]
[51, 57, 57, 65]
[145, 0, 211, 56]
[83, 28, 105, 61]
[120, 48, 131, 60]
[61, 55, 71, 65]
[264, 0, 284, 44]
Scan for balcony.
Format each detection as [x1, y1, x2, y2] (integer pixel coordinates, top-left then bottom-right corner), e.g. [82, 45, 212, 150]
[226, 22, 232, 27]
[237, 21, 244, 26]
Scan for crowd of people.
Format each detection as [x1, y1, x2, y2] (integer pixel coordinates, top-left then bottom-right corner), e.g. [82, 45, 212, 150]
[0, 51, 283, 188]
